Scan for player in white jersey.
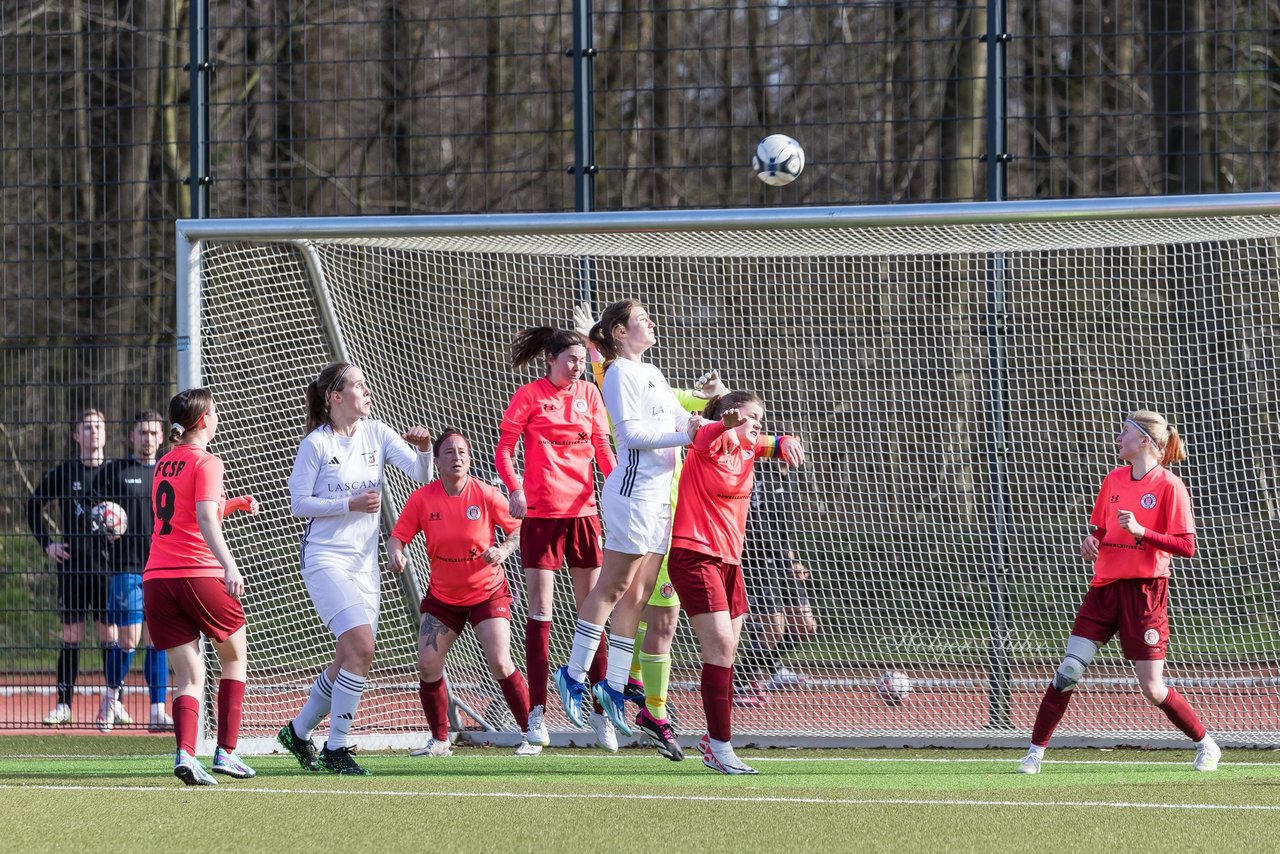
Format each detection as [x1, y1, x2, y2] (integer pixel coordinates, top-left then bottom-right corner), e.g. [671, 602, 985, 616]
[554, 299, 703, 736]
[277, 362, 434, 776]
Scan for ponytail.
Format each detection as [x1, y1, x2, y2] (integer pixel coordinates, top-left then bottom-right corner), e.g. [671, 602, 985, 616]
[1161, 426, 1188, 466]
[167, 388, 213, 444]
[511, 327, 586, 371]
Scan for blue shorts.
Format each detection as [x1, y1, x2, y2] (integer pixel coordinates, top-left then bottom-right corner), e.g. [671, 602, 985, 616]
[107, 572, 145, 626]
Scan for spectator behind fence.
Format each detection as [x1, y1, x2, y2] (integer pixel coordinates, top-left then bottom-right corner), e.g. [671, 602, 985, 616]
[92, 409, 173, 732]
[26, 408, 115, 726]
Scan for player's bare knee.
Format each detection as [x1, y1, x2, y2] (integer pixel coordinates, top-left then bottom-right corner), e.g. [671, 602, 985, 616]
[486, 656, 515, 680]
[346, 644, 375, 672]
[646, 606, 678, 638]
[1137, 676, 1166, 705]
[704, 632, 737, 665]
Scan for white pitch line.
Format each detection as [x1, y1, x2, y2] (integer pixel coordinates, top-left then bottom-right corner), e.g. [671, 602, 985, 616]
[747, 756, 1280, 767]
[4, 754, 1280, 768]
[1, 783, 1279, 813]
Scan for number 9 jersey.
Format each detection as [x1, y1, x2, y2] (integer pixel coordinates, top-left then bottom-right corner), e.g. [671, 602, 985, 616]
[144, 443, 227, 580]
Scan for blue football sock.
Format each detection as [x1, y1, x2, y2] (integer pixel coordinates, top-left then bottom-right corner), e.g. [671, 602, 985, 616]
[117, 647, 137, 695]
[144, 647, 168, 704]
[104, 643, 124, 690]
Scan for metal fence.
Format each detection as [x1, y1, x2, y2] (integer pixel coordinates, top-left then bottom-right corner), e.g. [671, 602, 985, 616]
[3, 0, 1279, 730]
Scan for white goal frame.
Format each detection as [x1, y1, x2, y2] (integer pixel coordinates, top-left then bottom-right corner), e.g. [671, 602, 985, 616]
[178, 193, 1280, 752]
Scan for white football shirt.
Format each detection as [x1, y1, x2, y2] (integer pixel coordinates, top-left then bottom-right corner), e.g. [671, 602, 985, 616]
[289, 418, 434, 570]
[601, 358, 690, 503]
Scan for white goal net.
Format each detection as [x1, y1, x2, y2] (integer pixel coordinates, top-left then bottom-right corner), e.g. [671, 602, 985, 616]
[180, 197, 1280, 751]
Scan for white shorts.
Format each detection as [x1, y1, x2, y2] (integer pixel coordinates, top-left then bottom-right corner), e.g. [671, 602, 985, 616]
[302, 556, 380, 639]
[601, 492, 671, 556]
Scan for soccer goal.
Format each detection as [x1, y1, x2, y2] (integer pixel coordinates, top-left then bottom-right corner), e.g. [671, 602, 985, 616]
[177, 194, 1280, 753]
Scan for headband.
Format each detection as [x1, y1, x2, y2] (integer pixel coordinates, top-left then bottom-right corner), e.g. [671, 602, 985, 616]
[327, 365, 353, 395]
[1125, 418, 1157, 444]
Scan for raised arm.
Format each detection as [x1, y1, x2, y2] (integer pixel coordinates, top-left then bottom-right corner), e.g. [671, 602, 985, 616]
[383, 422, 435, 483]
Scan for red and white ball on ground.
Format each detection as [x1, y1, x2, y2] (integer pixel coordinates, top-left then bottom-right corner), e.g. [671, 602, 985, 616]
[875, 670, 912, 706]
[752, 134, 805, 186]
[92, 500, 128, 537]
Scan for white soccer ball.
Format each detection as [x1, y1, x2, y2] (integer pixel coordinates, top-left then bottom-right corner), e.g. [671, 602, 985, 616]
[92, 500, 128, 537]
[752, 134, 805, 186]
[875, 670, 911, 706]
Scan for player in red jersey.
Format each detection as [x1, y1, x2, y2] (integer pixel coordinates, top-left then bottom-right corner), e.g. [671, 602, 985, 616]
[665, 390, 803, 775]
[1017, 410, 1220, 774]
[388, 429, 537, 756]
[496, 326, 615, 750]
[144, 388, 259, 786]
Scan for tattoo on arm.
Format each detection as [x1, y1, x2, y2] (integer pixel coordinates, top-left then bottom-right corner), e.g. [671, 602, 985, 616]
[419, 613, 447, 651]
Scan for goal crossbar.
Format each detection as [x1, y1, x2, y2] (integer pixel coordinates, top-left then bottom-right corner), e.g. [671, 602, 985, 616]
[180, 193, 1280, 751]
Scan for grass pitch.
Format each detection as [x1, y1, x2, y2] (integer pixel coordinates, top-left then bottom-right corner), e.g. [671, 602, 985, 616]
[4, 736, 1279, 853]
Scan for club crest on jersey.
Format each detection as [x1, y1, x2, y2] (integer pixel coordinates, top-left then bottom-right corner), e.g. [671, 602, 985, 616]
[573, 398, 587, 413]
[660, 582, 675, 599]
[1141, 493, 1157, 510]
[466, 505, 481, 521]
[365, 452, 377, 466]
[1143, 628, 1160, 646]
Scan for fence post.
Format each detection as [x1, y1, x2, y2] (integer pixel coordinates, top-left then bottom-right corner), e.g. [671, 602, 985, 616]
[188, 0, 211, 219]
[570, 0, 598, 309]
[983, 0, 1013, 730]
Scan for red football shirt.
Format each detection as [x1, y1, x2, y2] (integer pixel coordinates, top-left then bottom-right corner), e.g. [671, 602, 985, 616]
[496, 377, 614, 518]
[391, 477, 520, 606]
[144, 443, 226, 579]
[670, 423, 787, 564]
[1088, 464, 1195, 586]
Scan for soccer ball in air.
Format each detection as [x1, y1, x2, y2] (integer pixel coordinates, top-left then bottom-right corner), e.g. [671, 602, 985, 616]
[752, 134, 805, 186]
[92, 501, 128, 537]
[875, 670, 912, 706]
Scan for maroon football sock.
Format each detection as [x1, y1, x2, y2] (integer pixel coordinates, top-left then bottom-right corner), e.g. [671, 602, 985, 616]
[701, 663, 734, 743]
[499, 670, 531, 732]
[418, 678, 449, 741]
[173, 694, 200, 756]
[1158, 688, 1207, 742]
[216, 678, 245, 751]
[525, 618, 552, 709]
[1030, 684, 1074, 748]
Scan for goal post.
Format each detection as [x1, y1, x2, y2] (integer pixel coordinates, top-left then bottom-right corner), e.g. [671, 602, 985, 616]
[177, 193, 1280, 752]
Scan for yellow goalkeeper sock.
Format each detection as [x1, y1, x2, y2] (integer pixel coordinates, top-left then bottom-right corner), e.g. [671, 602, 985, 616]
[629, 621, 647, 684]
[640, 652, 671, 719]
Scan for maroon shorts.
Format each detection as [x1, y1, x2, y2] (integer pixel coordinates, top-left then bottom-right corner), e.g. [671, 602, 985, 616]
[519, 515, 603, 571]
[420, 583, 514, 636]
[1072, 577, 1169, 660]
[143, 576, 246, 651]
[667, 547, 748, 619]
